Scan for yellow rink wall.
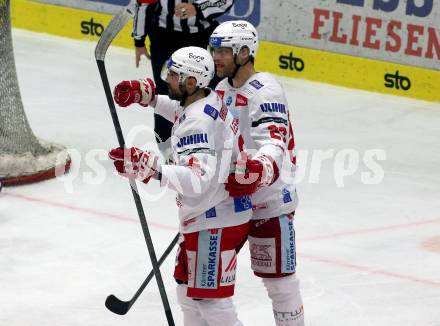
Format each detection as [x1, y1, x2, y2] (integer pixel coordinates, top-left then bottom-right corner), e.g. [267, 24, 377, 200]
[11, 0, 134, 48]
[11, 0, 440, 102]
[257, 42, 440, 102]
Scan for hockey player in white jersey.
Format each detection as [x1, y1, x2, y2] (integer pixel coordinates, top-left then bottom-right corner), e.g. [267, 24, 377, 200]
[208, 21, 305, 326]
[109, 46, 252, 326]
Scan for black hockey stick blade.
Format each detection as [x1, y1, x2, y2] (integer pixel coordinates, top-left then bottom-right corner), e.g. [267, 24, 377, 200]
[105, 233, 180, 315]
[105, 295, 130, 315]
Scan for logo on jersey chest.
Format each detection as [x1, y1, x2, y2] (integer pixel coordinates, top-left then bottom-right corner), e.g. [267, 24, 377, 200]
[235, 94, 248, 107]
[219, 105, 228, 121]
[177, 133, 208, 148]
[216, 90, 225, 100]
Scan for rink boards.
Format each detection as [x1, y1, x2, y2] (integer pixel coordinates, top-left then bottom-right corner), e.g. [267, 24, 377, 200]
[10, 0, 440, 102]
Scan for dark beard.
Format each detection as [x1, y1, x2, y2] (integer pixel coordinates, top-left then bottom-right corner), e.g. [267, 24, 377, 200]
[168, 87, 182, 101]
[217, 63, 237, 79]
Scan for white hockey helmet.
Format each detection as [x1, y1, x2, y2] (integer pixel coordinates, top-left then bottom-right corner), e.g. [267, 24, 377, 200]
[209, 20, 259, 57]
[161, 46, 215, 88]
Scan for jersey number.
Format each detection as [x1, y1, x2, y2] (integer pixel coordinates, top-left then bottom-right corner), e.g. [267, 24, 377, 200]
[268, 125, 287, 142]
[267, 117, 296, 165]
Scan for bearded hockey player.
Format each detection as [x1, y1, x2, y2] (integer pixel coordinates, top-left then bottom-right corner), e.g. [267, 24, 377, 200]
[208, 21, 305, 326]
[109, 46, 252, 326]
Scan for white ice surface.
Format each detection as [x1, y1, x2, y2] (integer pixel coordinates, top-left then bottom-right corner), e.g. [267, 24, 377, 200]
[1, 29, 440, 326]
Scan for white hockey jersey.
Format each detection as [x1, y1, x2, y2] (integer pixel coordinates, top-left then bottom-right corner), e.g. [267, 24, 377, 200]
[152, 89, 252, 233]
[215, 72, 298, 220]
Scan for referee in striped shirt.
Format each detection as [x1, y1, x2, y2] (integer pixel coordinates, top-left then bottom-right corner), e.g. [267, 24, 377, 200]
[133, 0, 234, 159]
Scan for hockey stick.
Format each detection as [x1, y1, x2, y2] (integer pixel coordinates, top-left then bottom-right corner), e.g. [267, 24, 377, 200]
[95, 8, 174, 325]
[105, 232, 180, 315]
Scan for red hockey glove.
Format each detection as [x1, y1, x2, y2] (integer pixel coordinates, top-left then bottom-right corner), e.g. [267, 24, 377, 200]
[225, 155, 279, 197]
[108, 147, 161, 184]
[113, 78, 155, 107]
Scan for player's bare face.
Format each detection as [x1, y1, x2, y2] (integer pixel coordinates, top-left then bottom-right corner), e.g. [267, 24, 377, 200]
[212, 47, 235, 78]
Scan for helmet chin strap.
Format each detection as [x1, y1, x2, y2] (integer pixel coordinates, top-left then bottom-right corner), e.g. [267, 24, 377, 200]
[227, 53, 251, 85]
[178, 77, 199, 106]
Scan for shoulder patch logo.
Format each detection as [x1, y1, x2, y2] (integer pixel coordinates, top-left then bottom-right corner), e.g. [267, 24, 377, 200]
[204, 104, 219, 120]
[250, 79, 264, 89]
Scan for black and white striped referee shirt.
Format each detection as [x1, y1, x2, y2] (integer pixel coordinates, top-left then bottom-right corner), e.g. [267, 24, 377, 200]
[133, 0, 234, 46]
